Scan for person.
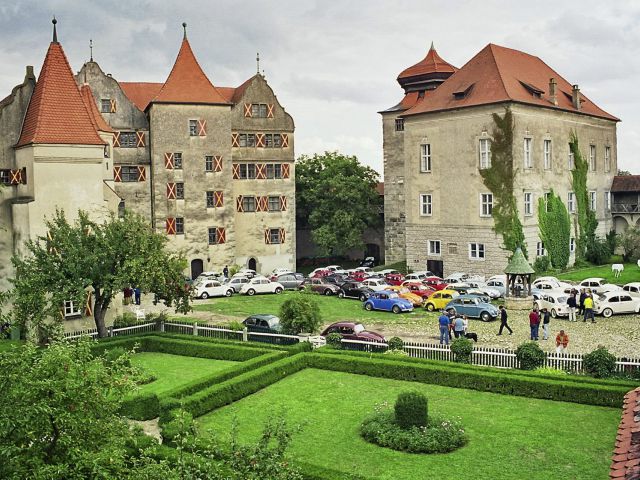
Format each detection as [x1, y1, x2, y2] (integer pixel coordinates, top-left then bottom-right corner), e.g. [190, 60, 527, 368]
[567, 290, 577, 322]
[438, 312, 450, 345]
[453, 315, 465, 338]
[497, 304, 513, 335]
[223, 265, 229, 279]
[529, 307, 540, 341]
[123, 286, 133, 305]
[578, 289, 587, 316]
[134, 287, 141, 306]
[555, 330, 569, 353]
[541, 308, 551, 340]
[583, 292, 595, 323]
[448, 310, 456, 340]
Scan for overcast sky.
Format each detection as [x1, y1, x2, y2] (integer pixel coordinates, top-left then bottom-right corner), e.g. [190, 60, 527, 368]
[1, 0, 638, 177]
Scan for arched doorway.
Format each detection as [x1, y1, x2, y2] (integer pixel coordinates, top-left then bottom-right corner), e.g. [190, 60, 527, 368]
[613, 216, 630, 235]
[248, 257, 257, 271]
[190, 259, 204, 280]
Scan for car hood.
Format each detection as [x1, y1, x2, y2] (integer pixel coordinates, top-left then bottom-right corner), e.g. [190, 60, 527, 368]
[358, 331, 386, 342]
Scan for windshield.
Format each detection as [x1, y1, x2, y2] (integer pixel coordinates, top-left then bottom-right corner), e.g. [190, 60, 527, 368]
[557, 296, 568, 304]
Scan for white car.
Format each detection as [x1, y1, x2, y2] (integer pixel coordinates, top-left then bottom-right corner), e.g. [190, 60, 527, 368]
[377, 269, 401, 276]
[465, 281, 501, 299]
[239, 277, 284, 296]
[194, 280, 234, 299]
[353, 266, 373, 274]
[325, 265, 343, 272]
[578, 278, 620, 294]
[412, 270, 435, 278]
[443, 272, 467, 284]
[405, 273, 428, 282]
[195, 271, 223, 282]
[534, 291, 570, 318]
[237, 268, 257, 279]
[271, 267, 293, 276]
[622, 282, 640, 296]
[225, 276, 250, 293]
[532, 279, 573, 292]
[361, 278, 390, 291]
[485, 278, 507, 297]
[593, 291, 640, 317]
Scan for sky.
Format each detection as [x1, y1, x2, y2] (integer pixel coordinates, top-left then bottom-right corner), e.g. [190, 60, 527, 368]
[0, 0, 639, 177]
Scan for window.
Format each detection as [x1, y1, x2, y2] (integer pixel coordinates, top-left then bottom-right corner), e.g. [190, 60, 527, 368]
[428, 240, 441, 256]
[537, 242, 545, 257]
[420, 144, 431, 172]
[570, 238, 575, 253]
[100, 99, 111, 113]
[205, 155, 213, 172]
[242, 196, 256, 212]
[543, 139, 552, 170]
[266, 164, 282, 179]
[206, 191, 214, 208]
[0, 170, 11, 185]
[265, 134, 273, 148]
[605, 191, 611, 211]
[567, 192, 575, 213]
[175, 217, 184, 234]
[589, 191, 597, 211]
[269, 228, 281, 244]
[524, 138, 532, 168]
[121, 166, 140, 182]
[589, 145, 596, 171]
[604, 146, 611, 172]
[524, 192, 533, 216]
[469, 243, 485, 260]
[544, 192, 551, 212]
[208, 227, 223, 245]
[247, 134, 256, 147]
[479, 138, 491, 169]
[480, 193, 493, 217]
[175, 182, 184, 200]
[173, 153, 183, 169]
[64, 300, 81, 317]
[448, 243, 458, 255]
[118, 132, 138, 148]
[268, 196, 281, 211]
[251, 103, 268, 118]
[395, 118, 404, 131]
[568, 146, 575, 170]
[273, 134, 282, 148]
[189, 120, 198, 136]
[247, 164, 256, 179]
[420, 194, 432, 216]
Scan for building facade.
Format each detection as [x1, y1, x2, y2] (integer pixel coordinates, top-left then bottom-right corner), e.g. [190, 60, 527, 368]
[382, 43, 618, 277]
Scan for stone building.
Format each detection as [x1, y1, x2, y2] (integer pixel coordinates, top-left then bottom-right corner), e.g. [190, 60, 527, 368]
[610, 175, 640, 234]
[381, 43, 618, 277]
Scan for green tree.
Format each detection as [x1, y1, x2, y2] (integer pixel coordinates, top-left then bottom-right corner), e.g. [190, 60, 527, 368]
[11, 209, 190, 340]
[279, 294, 322, 334]
[570, 132, 598, 259]
[479, 107, 527, 257]
[296, 151, 381, 255]
[620, 226, 640, 262]
[537, 190, 571, 269]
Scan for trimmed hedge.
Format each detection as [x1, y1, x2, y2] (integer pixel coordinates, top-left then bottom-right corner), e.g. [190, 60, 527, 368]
[160, 332, 312, 353]
[140, 336, 266, 361]
[121, 392, 161, 420]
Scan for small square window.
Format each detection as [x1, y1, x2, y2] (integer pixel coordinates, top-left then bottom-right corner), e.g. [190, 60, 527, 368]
[448, 243, 458, 255]
[243, 196, 256, 212]
[205, 156, 213, 172]
[175, 217, 184, 234]
[247, 134, 256, 147]
[175, 182, 184, 200]
[395, 118, 404, 131]
[469, 243, 485, 260]
[206, 191, 214, 208]
[247, 164, 256, 179]
[101, 99, 111, 113]
[269, 228, 281, 244]
[64, 300, 81, 317]
[268, 196, 280, 211]
[480, 193, 493, 217]
[420, 194, 432, 216]
[189, 120, 198, 136]
[173, 153, 183, 169]
[428, 240, 441, 256]
[239, 134, 247, 147]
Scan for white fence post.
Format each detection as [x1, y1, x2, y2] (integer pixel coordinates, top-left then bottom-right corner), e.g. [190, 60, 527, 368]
[193, 322, 198, 336]
[160, 320, 165, 333]
[242, 327, 248, 342]
[108, 326, 113, 337]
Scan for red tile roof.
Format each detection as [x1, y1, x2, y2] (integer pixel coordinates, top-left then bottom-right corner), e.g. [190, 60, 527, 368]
[398, 44, 457, 80]
[16, 41, 105, 147]
[404, 43, 619, 121]
[79, 84, 114, 133]
[610, 387, 640, 479]
[119, 82, 163, 111]
[151, 37, 229, 105]
[611, 176, 640, 193]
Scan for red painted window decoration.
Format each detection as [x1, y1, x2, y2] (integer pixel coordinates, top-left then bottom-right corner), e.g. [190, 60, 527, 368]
[166, 217, 176, 235]
[280, 133, 289, 148]
[137, 166, 146, 181]
[113, 166, 122, 182]
[214, 190, 224, 207]
[215, 227, 226, 244]
[244, 103, 252, 117]
[236, 195, 244, 212]
[279, 196, 287, 211]
[113, 131, 121, 148]
[232, 164, 240, 179]
[84, 291, 93, 317]
[256, 133, 265, 148]
[197, 119, 207, 136]
[214, 155, 223, 172]
[9, 168, 26, 185]
[267, 104, 275, 118]
[166, 183, 176, 200]
[256, 163, 266, 179]
[282, 163, 290, 179]
[164, 152, 174, 169]
[109, 99, 117, 113]
[231, 133, 239, 147]
[136, 131, 145, 147]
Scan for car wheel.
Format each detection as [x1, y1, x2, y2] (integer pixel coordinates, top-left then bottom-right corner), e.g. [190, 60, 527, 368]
[392, 305, 401, 314]
[480, 311, 491, 322]
[364, 302, 373, 311]
[550, 308, 557, 318]
[324, 289, 333, 296]
[225, 290, 232, 297]
[338, 291, 345, 298]
[359, 294, 367, 302]
[602, 307, 613, 318]
[426, 303, 435, 311]
[200, 292, 209, 299]
[275, 287, 283, 294]
[247, 289, 256, 296]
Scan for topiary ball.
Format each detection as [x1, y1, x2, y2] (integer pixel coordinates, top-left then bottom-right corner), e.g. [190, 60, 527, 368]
[394, 391, 427, 429]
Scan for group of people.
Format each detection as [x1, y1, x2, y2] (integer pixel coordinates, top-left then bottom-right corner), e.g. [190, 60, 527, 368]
[528, 306, 570, 352]
[438, 310, 469, 345]
[123, 286, 142, 305]
[566, 288, 596, 323]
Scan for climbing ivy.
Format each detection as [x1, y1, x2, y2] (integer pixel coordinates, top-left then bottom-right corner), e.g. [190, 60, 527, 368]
[537, 190, 571, 269]
[480, 107, 527, 258]
[570, 132, 597, 259]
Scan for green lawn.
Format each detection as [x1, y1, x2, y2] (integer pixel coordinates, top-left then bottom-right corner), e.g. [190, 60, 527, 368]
[198, 368, 619, 480]
[557, 261, 640, 284]
[130, 352, 237, 396]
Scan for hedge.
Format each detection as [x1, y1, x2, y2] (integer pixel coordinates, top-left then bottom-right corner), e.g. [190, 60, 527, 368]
[139, 336, 267, 361]
[160, 331, 313, 353]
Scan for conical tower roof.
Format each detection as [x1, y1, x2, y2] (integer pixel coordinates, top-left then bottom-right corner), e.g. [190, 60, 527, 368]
[504, 247, 534, 275]
[398, 43, 457, 80]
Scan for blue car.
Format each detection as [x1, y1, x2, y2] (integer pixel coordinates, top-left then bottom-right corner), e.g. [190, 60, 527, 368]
[444, 294, 499, 322]
[363, 291, 414, 314]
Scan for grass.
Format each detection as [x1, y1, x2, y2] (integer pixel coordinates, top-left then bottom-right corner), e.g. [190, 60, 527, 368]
[130, 352, 237, 396]
[0, 340, 22, 352]
[198, 368, 619, 480]
[557, 261, 640, 284]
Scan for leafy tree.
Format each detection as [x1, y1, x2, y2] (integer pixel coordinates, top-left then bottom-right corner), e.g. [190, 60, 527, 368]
[537, 190, 571, 269]
[296, 151, 381, 255]
[279, 294, 322, 334]
[570, 132, 598, 259]
[11, 209, 190, 340]
[617, 169, 632, 176]
[479, 107, 527, 257]
[620, 226, 640, 262]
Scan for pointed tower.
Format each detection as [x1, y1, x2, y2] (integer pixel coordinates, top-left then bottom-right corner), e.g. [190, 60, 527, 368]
[397, 43, 457, 94]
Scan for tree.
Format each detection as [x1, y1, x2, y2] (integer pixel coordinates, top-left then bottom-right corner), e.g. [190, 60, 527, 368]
[537, 190, 571, 269]
[11, 209, 190, 340]
[296, 151, 381, 255]
[279, 294, 322, 334]
[617, 169, 632, 176]
[570, 132, 598, 259]
[620, 226, 640, 262]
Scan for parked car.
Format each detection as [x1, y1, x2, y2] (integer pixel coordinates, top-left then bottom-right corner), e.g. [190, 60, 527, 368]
[348, 270, 369, 282]
[270, 267, 293, 277]
[412, 270, 435, 278]
[309, 268, 330, 278]
[465, 281, 501, 299]
[622, 282, 640, 296]
[225, 276, 250, 293]
[338, 281, 374, 301]
[307, 277, 341, 296]
[193, 280, 234, 299]
[361, 278, 390, 291]
[324, 273, 350, 286]
[534, 292, 570, 318]
[577, 277, 616, 294]
[363, 291, 414, 313]
[377, 269, 401, 276]
[385, 273, 405, 285]
[443, 272, 467, 284]
[404, 272, 428, 282]
[424, 289, 460, 311]
[354, 266, 374, 274]
[532, 279, 573, 292]
[239, 276, 284, 296]
[359, 257, 377, 268]
[485, 278, 507, 297]
[321, 322, 386, 342]
[237, 268, 257, 279]
[194, 271, 223, 284]
[384, 286, 424, 306]
[593, 291, 640, 317]
[401, 281, 436, 299]
[242, 314, 281, 332]
[444, 295, 499, 322]
[325, 265, 345, 273]
[423, 276, 448, 291]
[273, 272, 305, 290]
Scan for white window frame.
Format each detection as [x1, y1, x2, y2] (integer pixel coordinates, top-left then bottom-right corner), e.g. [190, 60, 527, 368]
[604, 191, 611, 211]
[568, 145, 575, 170]
[480, 193, 493, 217]
[570, 238, 575, 254]
[524, 192, 533, 216]
[420, 144, 431, 173]
[543, 139, 552, 170]
[420, 194, 432, 216]
[524, 137, 532, 169]
[589, 190, 597, 211]
[544, 192, 551, 212]
[428, 240, 441, 256]
[567, 192, 575, 213]
[604, 146, 611, 172]
[537, 242, 545, 257]
[589, 145, 596, 171]
[479, 138, 491, 169]
[64, 300, 81, 317]
[469, 243, 485, 260]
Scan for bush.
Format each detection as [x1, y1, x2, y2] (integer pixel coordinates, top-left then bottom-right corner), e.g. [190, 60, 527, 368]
[450, 337, 473, 363]
[325, 332, 343, 349]
[606, 230, 618, 257]
[516, 342, 545, 370]
[160, 408, 197, 447]
[103, 346, 131, 367]
[228, 321, 245, 331]
[394, 391, 427, 429]
[583, 346, 617, 378]
[533, 255, 550, 273]
[388, 336, 404, 351]
[279, 295, 322, 334]
[620, 227, 640, 262]
[585, 237, 612, 265]
[113, 312, 138, 328]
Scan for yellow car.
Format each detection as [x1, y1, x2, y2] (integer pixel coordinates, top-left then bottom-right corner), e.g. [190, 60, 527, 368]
[424, 289, 460, 311]
[385, 286, 424, 307]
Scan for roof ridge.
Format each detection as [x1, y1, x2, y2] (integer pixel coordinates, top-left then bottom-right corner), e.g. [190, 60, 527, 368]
[487, 44, 510, 102]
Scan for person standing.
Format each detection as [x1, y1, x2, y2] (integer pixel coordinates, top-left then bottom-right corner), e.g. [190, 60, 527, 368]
[453, 316, 465, 338]
[567, 290, 577, 322]
[438, 312, 450, 345]
[541, 308, 551, 340]
[134, 287, 141, 306]
[583, 292, 596, 323]
[223, 265, 229, 279]
[497, 304, 513, 335]
[555, 330, 569, 353]
[578, 289, 587, 316]
[529, 307, 540, 341]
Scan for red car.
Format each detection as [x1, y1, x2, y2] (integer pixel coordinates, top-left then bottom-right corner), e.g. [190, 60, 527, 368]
[321, 322, 386, 342]
[310, 268, 330, 279]
[424, 276, 447, 291]
[348, 271, 368, 282]
[401, 281, 435, 298]
[385, 273, 405, 286]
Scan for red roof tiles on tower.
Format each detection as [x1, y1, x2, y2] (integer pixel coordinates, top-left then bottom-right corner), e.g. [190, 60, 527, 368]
[80, 84, 114, 133]
[398, 43, 457, 81]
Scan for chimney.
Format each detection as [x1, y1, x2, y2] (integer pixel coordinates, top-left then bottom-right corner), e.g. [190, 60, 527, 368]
[549, 78, 557, 106]
[572, 84, 581, 110]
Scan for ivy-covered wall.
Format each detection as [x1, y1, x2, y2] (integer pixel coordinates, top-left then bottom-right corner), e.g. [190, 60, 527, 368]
[537, 190, 571, 269]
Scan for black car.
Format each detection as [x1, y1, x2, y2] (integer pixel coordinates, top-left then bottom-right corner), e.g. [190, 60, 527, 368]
[338, 281, 374, 301]
[359, 256, 377, 268]
[274, 272, 306, 290]
[242, 314, 281, 333]
[324, 273, 350, 286]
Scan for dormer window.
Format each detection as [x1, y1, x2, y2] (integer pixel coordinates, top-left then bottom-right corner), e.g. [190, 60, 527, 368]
[453, 83, 474, 100]
[519, 80, 544, 99]
[395, 118, 405, 131]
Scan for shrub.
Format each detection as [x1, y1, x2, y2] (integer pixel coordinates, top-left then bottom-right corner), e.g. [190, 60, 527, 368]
[388, 336, 404, 351]
[113, 312, 138, 328]
[606, 230, 618, 257]
[160, 408, 197, 447]
[394, 391, 427, 429]
[325, 332, 343, 349]
[533, 255, 550, 273]
[103, 346, 131, 367]
[279, 295, 322, 334]
[516, 342, 545, 370]
[585, 237, 612, 265]
[450, 337, 473, 364]
[583, 346, 617, 378]
[620, 227, 640, 262]
[228, 321, 245, 331]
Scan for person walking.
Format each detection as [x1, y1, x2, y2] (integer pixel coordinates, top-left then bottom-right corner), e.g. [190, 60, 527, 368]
[223, 265, 229, 279]
[438, 312, 451, 345]
[497, 304, 513, 335]
[583, 292, 596, 323]
[555, 330, 569, 353]
[529, 307, 540, 341]
[578, 289, 587, 316]
[541, 308, 551, 340]
[134, 286, 141, 306]
[453, 315, 465, 338]
[567, 290, 577, 322]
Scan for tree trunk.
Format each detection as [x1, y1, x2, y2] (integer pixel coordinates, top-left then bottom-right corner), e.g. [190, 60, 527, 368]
[92, 288, 109, 338]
